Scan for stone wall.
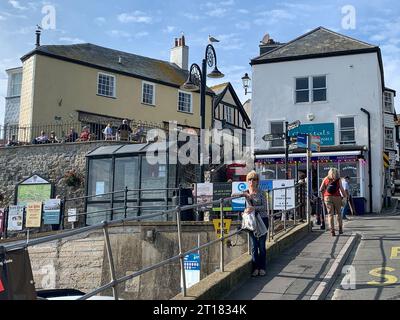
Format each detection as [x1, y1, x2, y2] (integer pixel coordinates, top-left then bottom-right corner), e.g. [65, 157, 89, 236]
[0, 141, 129, 211]
[26, 221, 247, 300]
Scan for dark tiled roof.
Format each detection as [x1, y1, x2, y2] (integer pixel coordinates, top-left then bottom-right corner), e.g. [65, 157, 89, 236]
[252, 27, 378, 64]
[21, 43, 189, 88]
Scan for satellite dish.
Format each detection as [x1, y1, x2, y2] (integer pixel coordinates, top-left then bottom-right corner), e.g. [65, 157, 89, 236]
[262, 33, 270, 44]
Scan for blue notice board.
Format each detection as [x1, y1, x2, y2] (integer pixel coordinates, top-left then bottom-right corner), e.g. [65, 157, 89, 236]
[289, 123, 334, 146]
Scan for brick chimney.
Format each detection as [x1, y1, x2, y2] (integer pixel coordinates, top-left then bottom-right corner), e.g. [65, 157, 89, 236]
[170, 34, 189, 70]
[259, 33, 284, 55]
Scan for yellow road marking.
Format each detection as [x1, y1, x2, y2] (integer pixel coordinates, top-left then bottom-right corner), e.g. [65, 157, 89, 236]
[390, 247, 400, 259]
[367, 267, 398, 286]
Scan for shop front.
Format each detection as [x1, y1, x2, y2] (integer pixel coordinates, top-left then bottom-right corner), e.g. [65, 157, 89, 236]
[255, 149, 367, 213]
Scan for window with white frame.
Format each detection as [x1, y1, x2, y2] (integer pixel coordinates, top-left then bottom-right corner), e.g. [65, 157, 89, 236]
[178, 91, 192, 113]
[295, 77, 309, 103]
[225, 105, 233, 124]
[339, 117, 355, 145]
[385, 127, 394, 149]
[312, 76, 327, 102]
[97, 73, 115, 97]
[10, 72, 22, 97]
[295, 76, 327, 103]
[142, 82, 155, 105]
[383, 92, 393, 113]
[270, 121, 284, 147]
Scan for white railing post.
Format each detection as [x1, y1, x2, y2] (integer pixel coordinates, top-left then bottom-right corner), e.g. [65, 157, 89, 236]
[219, 198, 224, 273]
[176, 206, 187, 297]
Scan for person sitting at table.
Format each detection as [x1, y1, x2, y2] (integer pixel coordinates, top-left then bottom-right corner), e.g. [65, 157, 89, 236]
[6, 135, 18, 147]
[49, 131, 61, 143]
[65, 127, 79, 142]
[77, 126, 91, 142]
[32, 131, 49, 144]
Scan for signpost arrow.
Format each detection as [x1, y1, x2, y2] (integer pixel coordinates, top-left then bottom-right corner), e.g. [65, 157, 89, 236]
[287, 120, 301, 131]
[263, 133, 284, 142]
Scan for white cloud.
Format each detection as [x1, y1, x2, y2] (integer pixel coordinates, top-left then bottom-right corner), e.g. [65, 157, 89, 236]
[134, 31, 149, 38]
[237, 9, 249, 14]
[0, 15, 6, 21]
[235, 21, 251, 30]
[163, 26, 176, 34]
[106, 30, 131, 38]
[221, 0, 235, 5]
[59, 37, 85, 44]
[8, 0, 27, 10]
[118, 11, 152, 24]
[207, 8, 228, 18]
[182, 13, 201, 21]
[95, 17, 106, 26]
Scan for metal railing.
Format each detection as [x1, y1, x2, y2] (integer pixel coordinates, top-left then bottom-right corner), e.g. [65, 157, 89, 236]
[2, 183, 309, 300]
[0, 120, 164, 146]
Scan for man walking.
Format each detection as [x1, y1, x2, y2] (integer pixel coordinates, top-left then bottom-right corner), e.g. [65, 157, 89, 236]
[341, 176, 351, 220]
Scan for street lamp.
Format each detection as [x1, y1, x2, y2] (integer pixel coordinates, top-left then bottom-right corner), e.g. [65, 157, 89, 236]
[181, 44, 224, 182]
[241, 73, 251, 95]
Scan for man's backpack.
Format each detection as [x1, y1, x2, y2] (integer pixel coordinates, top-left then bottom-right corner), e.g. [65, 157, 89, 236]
[326, 179, 339, 194]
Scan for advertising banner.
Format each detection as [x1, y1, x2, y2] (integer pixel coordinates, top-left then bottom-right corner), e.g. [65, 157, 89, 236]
[181, 253, 201, 289]
[195, 183, 213, 210]
[7, 206, 24, 231]
[26, 202, 42, 228]
[68, 208, 78, 223]
[213, 219, 232, 242]
[0, 249, 37, 300]
[231, 182, 248, 211]
[212, 183, 233, 212]
[43, 199, 61, 225]
[272, 180, 295, 210]
[0, 209, 4, 234]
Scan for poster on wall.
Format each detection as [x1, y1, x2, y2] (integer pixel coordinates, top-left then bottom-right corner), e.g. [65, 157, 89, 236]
[181, 253, 201, 290]
[43, 199, 61, 225]
[0, 208, 5, 234]
[231, 182, 248, 211]
[195, 183, 213, 210]
[68, 208, 78, 223]
[259, 180, 273, 205]
[17, 184, 52, 206]
[7, 206, 24, 231]
[25, 202, 42, 228]
[212, 183, 232, 212]
[272, 180, 295, 210]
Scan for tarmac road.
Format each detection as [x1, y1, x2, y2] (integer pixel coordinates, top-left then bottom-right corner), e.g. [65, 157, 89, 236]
[328, 211, 400, 300]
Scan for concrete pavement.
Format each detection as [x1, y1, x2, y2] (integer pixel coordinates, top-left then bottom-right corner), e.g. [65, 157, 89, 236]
[226, 208, 400, 300]
[226, 222, 355, 300]
[328, 210, 400, 300]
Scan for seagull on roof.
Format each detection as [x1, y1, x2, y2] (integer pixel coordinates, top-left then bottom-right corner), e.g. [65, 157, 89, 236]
[208, 35, 220, 43]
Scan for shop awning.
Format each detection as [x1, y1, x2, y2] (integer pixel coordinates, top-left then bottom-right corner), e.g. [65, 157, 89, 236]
[256, 150, 362, 160]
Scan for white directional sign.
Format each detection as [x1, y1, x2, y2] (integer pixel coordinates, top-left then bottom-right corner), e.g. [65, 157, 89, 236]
[287, 120, 301, 131]
[263, 133, 283, 142]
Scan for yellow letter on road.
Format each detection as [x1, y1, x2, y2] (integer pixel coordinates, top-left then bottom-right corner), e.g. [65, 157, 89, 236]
[390, 247, 400, 259]
[367, 267, 398, 286]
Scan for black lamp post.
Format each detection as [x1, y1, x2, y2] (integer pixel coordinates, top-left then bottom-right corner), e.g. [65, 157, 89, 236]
[181, 44, 224, 182]
[241, 73, 251, 95]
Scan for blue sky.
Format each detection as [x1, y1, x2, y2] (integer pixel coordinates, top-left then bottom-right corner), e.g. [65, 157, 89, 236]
[1, 0, 400, 125]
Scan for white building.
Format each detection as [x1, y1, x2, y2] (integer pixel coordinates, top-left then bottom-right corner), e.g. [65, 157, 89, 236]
[251, 27, 397, 213]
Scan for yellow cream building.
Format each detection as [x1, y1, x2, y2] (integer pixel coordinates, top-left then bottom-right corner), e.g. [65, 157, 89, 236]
[18, 36, 213, 140]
